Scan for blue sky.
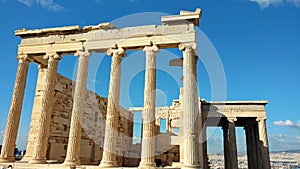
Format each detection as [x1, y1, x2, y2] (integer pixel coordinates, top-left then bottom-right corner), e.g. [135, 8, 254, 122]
[0, 0, 299, 154]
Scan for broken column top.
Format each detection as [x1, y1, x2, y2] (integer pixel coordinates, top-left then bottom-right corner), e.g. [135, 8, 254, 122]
[161, 8, 202, 26]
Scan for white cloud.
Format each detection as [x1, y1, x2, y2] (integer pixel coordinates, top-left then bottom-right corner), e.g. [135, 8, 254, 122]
[273, 119, 300, 128]
[17, 0, 64, 11]
[269, 133, 300, 151]
[37, 0, 64, 11]
[248, 0, 300, 9]
[273, 119, 293, 126]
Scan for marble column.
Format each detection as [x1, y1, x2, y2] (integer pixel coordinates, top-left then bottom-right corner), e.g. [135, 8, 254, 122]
[228, 118, 238, 169]
[179, 109, 184, 164]
[29, 53, 61, 164]
[99, 47, 125, 168]
[21, 67, 46, 162]
[63, 50, 91, 166]
[0, 55, 31, 163]
[138, 45, 159, 169]
[257, 118, 271, 169]
[244, 121, 258, 169]
[180, 44, 201, 169]
[201, 118, 208, 169]
[254, 122, 263, 168]
[222, 124, 230, 169]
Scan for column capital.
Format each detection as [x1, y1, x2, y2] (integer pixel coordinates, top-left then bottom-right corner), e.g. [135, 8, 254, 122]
[43, 52, 62, 60]
[256, 117, 266, 122]
[178, 43, 197, 51]
[74, 50, 91, 57]
[107, 47, 126, 57]
[227, 117, 237, 123]
[16, 54, 34, 62]
[143, 44, 159, 53]
[38, 64, 47, 69]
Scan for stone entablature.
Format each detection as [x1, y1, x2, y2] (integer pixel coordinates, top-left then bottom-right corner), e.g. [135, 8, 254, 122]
[14, 9, 201, 68]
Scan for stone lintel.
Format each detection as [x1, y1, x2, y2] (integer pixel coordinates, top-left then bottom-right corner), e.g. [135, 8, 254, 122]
[17, 33, 195, 55]
[18, 42, 83, 55]
[202, 100, 268, 105]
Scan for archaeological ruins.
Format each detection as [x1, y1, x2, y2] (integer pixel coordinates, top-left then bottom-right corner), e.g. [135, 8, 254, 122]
[0, 8, 271, 169]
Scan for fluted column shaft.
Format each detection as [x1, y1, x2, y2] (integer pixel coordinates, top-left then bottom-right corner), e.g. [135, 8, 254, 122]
[99, 47, 125, 168]
[63, 51, 91, 166]
[222, 124, 230, 169]
[228, 118, 238, 169]
[29, 53, 61, 164]
[180, 44, 201, 169]
[201, 118, 208, 169]
[139, 45, 159, 169]
[0, 55, 30, 163]
[257, 118, 271, 169]
[245, 121, 258, 169]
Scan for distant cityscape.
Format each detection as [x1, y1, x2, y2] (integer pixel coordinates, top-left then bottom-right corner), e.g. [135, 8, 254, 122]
[209, 150, 300, 169]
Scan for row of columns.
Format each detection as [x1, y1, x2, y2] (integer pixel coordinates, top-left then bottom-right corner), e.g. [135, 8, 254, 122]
[0, 43, 201, 168]
[0, 44, 271, 169]
[219, 118, 270, 169]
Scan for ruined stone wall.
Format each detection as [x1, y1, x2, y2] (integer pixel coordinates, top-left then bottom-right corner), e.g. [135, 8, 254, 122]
[25, 69, 133, 165]
[124, 99, 183, 167]
[154, 99, 182, 167]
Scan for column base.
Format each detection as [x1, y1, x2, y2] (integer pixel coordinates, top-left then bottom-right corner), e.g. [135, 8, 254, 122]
[138, 162, 156, 169]
[182, 164, 202, 169]
[0, 157, 14, 163]
[20, 155, 32, 162]
[63, 159, 80, 166]
[99, 160, 117, 168]
[28, 158, 47, 164]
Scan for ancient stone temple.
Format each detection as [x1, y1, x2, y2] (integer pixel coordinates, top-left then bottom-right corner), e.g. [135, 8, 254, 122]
[0, 8, 271, 169]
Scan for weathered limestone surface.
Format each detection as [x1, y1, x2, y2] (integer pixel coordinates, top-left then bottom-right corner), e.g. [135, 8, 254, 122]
[63, 51, 91, 166]
[139, 45, 159, 169]
[16, 24, 196, 55]
[24, 73, 133, 165]
[180, 44, 201, 169]
[257, 118, 271, 169]
[0, 56, 30, 163]
[100, 47, 125, 168]
[30, 53, 61, 164]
